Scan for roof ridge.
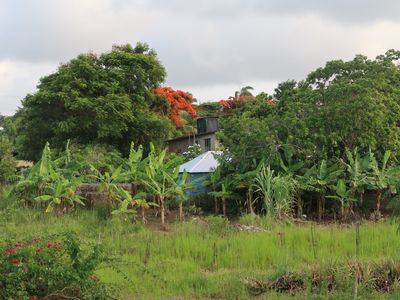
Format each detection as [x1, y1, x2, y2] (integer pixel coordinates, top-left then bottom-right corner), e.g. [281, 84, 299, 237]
[190, 151, 209, 172]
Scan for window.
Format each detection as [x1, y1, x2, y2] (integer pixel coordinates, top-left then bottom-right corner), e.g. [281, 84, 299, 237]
[204, 138, 211, 151]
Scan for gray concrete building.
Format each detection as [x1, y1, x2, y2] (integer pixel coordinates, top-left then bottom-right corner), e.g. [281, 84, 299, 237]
[167, 117, 220, 154]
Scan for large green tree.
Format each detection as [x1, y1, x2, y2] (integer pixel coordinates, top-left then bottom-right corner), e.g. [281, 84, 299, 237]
[16, 43, 172, 160]
[219, 50, 400, 172]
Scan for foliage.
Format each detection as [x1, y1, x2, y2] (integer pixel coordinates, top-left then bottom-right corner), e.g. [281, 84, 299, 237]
[141, 144, 186, 228]
[3, 210, 400, 299]
[111, 190, 154, 222]
[55, 142, 124, 178]
[90, 165, 127, 202]
[12, 142, 57, 205]
[0, 138, 16, 184]
[15, 43, 172, 160]
[34, 173, 84, 214]
[253, 165, 297, 219]
[153, 86, 197, 126]
[327, 179, 356, 218]
[0, 233, 110, 299]
[182, 144, 202, 161]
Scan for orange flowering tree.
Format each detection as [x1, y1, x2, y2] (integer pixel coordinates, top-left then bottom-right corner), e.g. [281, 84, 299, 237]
[153, 87, 197, 126]
[219, 95, 275, 112]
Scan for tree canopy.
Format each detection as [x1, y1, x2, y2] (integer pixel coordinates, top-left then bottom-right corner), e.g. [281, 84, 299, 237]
[216, 50, 400, 174]
[15, 43, 173, 160]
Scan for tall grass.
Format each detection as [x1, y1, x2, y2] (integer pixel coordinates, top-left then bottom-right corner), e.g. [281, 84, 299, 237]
[1, 209, 400, 299]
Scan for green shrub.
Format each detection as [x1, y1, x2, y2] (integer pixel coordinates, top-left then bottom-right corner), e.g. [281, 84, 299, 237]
[189, 193, 215, 213]
[205, 215, 231, 235]
[238, 213, 261, 226]
[95, 202, 115, 221]
[0, 138, 16, 184]
[0, 233, 112, 299]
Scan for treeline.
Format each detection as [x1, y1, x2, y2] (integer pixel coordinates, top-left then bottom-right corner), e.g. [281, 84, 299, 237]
[2, 45, 400, 222]
[201, 50, 400, 220]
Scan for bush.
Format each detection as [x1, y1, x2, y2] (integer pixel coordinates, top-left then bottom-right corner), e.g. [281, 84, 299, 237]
[95, 202, 114, 221]
[205, 215, 232, 235]
[0, 138, 16, 184]
[0, 233, 112, 299]
[189, 193, 215, 213]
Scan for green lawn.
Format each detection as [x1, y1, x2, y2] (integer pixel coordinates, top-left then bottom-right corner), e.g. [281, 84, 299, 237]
[1, 209, 400, 299]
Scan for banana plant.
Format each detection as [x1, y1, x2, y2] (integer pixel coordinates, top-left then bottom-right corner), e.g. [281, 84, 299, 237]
[125, 142, 144, 187]
[141, 144, 185, 229]
[111, 190, 156, 223]
[301, 160, 342, 221]
[208, 177, 233, 217]
[35, 174, 84, 214]
[89, 165, 128, 202]
[12, 142, 58, 206]
[368, 149, 400, 213]
[327, 179, 356, 219]
[204, 167, 222, 214]
[341, 147, 370, 206]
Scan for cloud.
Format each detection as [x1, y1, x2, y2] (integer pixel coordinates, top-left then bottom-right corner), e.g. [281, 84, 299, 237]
[1, 0, 400, 114]
[0, 60, 55, 115]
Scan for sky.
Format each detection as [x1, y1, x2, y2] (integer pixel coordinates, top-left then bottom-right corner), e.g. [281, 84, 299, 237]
[2, 0, 400, 115]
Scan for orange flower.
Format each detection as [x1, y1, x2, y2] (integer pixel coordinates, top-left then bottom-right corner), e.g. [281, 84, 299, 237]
[153, 87, 197, 126]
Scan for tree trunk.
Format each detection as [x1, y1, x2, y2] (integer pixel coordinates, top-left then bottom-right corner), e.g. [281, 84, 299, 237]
[214, 198, 219, 214]
[141, 206, 146, 224]
[179, 201, 183, 221]
[160, 197, 166, 230]
[247, 189, 255, 215]
[297, 195, 303, 219]
[317, 195, 323, 222]
[376, 190, 382, 213]
[222, 197, 227, 217]
[341, 201, 344, 220]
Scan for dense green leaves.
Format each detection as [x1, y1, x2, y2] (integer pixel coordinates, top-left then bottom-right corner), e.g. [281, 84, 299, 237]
[15, 43, 171, 160]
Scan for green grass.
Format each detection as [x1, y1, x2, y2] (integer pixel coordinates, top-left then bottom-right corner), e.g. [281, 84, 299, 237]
[1, 209, 400, 299]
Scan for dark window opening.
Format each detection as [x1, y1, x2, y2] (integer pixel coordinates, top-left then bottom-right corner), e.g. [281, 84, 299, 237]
[204, 138, 211, 151]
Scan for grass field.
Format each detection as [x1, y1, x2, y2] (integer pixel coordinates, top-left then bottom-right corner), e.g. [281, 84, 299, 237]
[1, 208, 400, 299]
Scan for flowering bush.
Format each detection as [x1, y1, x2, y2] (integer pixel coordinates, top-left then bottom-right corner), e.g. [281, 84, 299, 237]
[0, 233, 111, 299]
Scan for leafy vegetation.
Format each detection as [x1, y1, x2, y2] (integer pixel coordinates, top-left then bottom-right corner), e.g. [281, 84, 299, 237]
[0, 232, 110, 299]
[4, 44, 400, 298]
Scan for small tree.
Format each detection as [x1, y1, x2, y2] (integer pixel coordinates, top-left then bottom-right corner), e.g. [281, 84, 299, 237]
[35, 173, 84, 214]
[208, 177, 233, 217]
[302, 160, 342, 221]
[368, 149, 400, 214]
[205, 168, 222, 214]
[327, 179, 356, 219]
[341, 148, 370, 207]
[141, 144, 186, 229]
[90, 165, 128, 203]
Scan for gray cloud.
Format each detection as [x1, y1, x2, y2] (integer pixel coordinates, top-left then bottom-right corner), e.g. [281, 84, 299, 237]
[1, 0, 400, 114]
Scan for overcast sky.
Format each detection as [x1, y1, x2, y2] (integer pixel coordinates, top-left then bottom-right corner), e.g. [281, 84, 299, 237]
[1, 0, 400, 115]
